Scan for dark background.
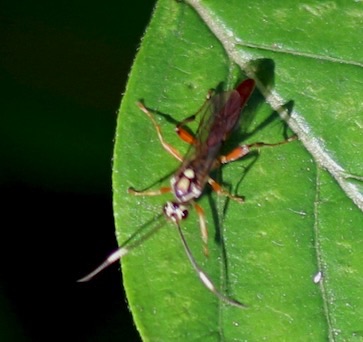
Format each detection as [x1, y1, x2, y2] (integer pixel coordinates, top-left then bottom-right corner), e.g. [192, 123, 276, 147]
[0, 1, 156, 340]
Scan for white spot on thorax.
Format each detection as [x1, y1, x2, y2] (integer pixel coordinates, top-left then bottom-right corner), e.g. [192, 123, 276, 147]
[184, 168, 195, 179]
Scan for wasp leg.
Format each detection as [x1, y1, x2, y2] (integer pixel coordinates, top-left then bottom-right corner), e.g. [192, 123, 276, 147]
[128, 186, 172, 197]
[175, 125, 197, 145]
[193, 202, 209, 256]
[208, 178, 244, 203]
[220, 135, 297, 164]
[137, 102, 183, 162]
[175, 89, 215, 144]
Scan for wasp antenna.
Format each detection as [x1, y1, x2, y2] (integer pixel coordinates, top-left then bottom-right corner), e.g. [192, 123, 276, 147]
[77, 248, 128, 282]
[77, 215, 166, 282]
[175, 222, 246, 309]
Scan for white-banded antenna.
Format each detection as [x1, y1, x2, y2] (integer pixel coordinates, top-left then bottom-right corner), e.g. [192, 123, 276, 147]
[175, 221, 245, 308]
[77, 215, 165, 282]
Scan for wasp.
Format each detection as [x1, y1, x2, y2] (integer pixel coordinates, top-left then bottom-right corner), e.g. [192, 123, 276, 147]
[78, 79, 296, 308]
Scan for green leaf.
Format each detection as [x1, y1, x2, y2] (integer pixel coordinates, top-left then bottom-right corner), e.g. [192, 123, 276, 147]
[113, 0, 363, 341]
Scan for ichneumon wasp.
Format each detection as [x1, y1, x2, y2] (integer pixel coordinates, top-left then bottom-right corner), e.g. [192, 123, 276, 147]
[78, 79, 296, 308]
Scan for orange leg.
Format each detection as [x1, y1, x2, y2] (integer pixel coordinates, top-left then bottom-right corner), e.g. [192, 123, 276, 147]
[212, 136, 297, 199]
[208, 178, 244, 203]
[128, 186, 171, 197]
[193, 202, 209, 256]
[137, 102, 183, 162]
[132, 103, 197, 197]
[220, 135, 297, 164]
[174, 90, 215, 145]
[175, 125, 197, 145]
[138, 88, 214, 148]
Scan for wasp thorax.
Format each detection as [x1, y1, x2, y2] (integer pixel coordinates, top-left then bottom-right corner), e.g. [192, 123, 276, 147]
[163, 201, 189, 222]
[171, 168, 202, 203]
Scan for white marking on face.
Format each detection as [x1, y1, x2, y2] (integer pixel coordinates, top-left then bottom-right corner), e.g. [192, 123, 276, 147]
[164, 202, 174, 219]
[164, 202, 187, 222]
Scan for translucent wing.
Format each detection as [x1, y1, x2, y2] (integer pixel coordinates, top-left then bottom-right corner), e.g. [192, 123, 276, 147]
[176, 79, 255, 191]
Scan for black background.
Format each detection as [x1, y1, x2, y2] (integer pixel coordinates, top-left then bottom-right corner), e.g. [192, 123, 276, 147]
[1, 1, 156, 340]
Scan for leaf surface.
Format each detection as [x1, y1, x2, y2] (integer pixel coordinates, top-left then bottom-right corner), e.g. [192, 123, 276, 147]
[113, 1, 363, 340]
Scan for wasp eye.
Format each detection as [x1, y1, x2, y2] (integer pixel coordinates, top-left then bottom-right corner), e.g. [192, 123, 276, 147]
[163, 202, 189, 222]
[181, 209, 189, 219]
